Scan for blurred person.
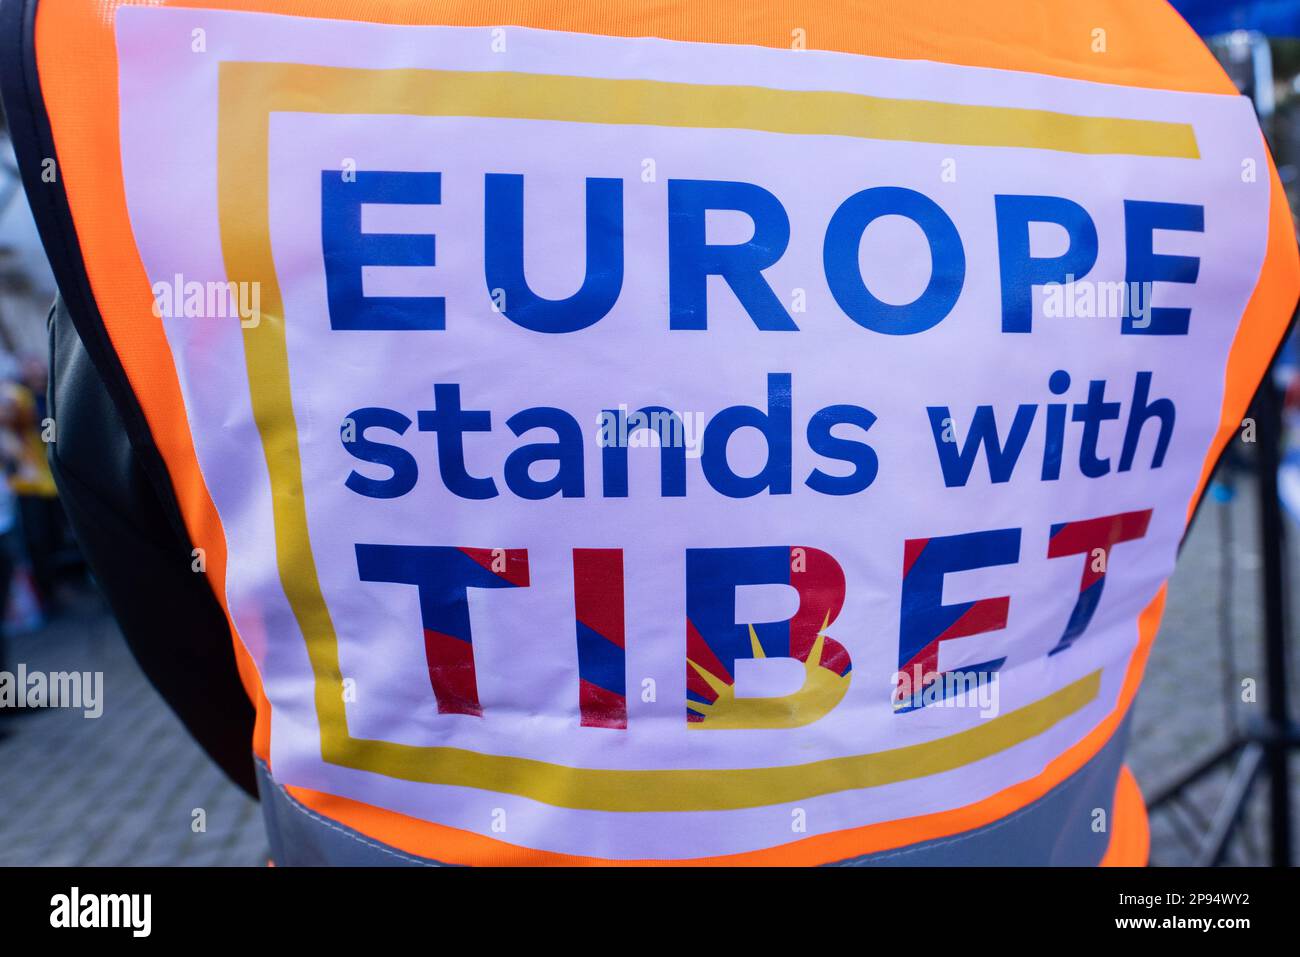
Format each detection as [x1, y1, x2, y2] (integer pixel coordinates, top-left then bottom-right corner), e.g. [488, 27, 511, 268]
[1280, 327, 1300, 522]
[2, 354, 67, 613]
[0, 360, 24, 701]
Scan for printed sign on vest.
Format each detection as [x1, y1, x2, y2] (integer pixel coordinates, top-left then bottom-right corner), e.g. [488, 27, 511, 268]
[115, 7, 1268, 858]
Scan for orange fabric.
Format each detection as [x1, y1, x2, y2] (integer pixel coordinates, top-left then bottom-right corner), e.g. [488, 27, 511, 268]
[33, 0, 272, 761]
[1188, 151, 1300, 524]
[29, 0, 1298, 863]
[1101, 766, 1150, 866]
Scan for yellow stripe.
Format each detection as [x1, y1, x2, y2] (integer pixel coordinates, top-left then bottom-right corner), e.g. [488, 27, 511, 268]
[218, 59, 1118, 813]
[225, 62, 1198, 157]
[322, 671, 1100, 812]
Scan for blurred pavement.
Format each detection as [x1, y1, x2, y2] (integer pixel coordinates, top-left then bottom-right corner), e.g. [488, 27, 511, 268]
[0, 591, 265, 866]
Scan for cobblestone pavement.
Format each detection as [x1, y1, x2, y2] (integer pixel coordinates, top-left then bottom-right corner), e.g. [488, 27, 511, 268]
[1129, 475, 1300, 866]
[0, 592, 266, 866]
[0, 479, 1297, 866]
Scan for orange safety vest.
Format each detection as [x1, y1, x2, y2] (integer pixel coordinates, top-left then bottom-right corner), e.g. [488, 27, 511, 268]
[5, 0, 1297, 865]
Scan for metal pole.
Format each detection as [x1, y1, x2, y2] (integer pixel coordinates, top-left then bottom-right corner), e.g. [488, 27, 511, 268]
[1254, 375, 1293, 866]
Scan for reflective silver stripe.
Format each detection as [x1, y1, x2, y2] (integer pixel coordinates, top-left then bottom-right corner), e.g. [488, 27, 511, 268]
[255, 762, 449, 866]
[256, 717, 1131, 866]
[830, 716, 1132, 866]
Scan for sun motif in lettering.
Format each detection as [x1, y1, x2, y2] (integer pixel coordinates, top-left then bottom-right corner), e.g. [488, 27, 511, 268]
[686, 615, 852, 729]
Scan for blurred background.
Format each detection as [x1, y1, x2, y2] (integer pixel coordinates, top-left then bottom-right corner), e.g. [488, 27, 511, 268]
[2, 2, 1300, 865]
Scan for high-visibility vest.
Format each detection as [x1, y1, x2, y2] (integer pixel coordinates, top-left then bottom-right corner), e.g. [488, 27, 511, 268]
[5, 0, 1297, 865]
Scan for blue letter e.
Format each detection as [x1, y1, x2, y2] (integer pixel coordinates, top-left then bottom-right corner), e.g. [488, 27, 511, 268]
[322, 170, 444, 331]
